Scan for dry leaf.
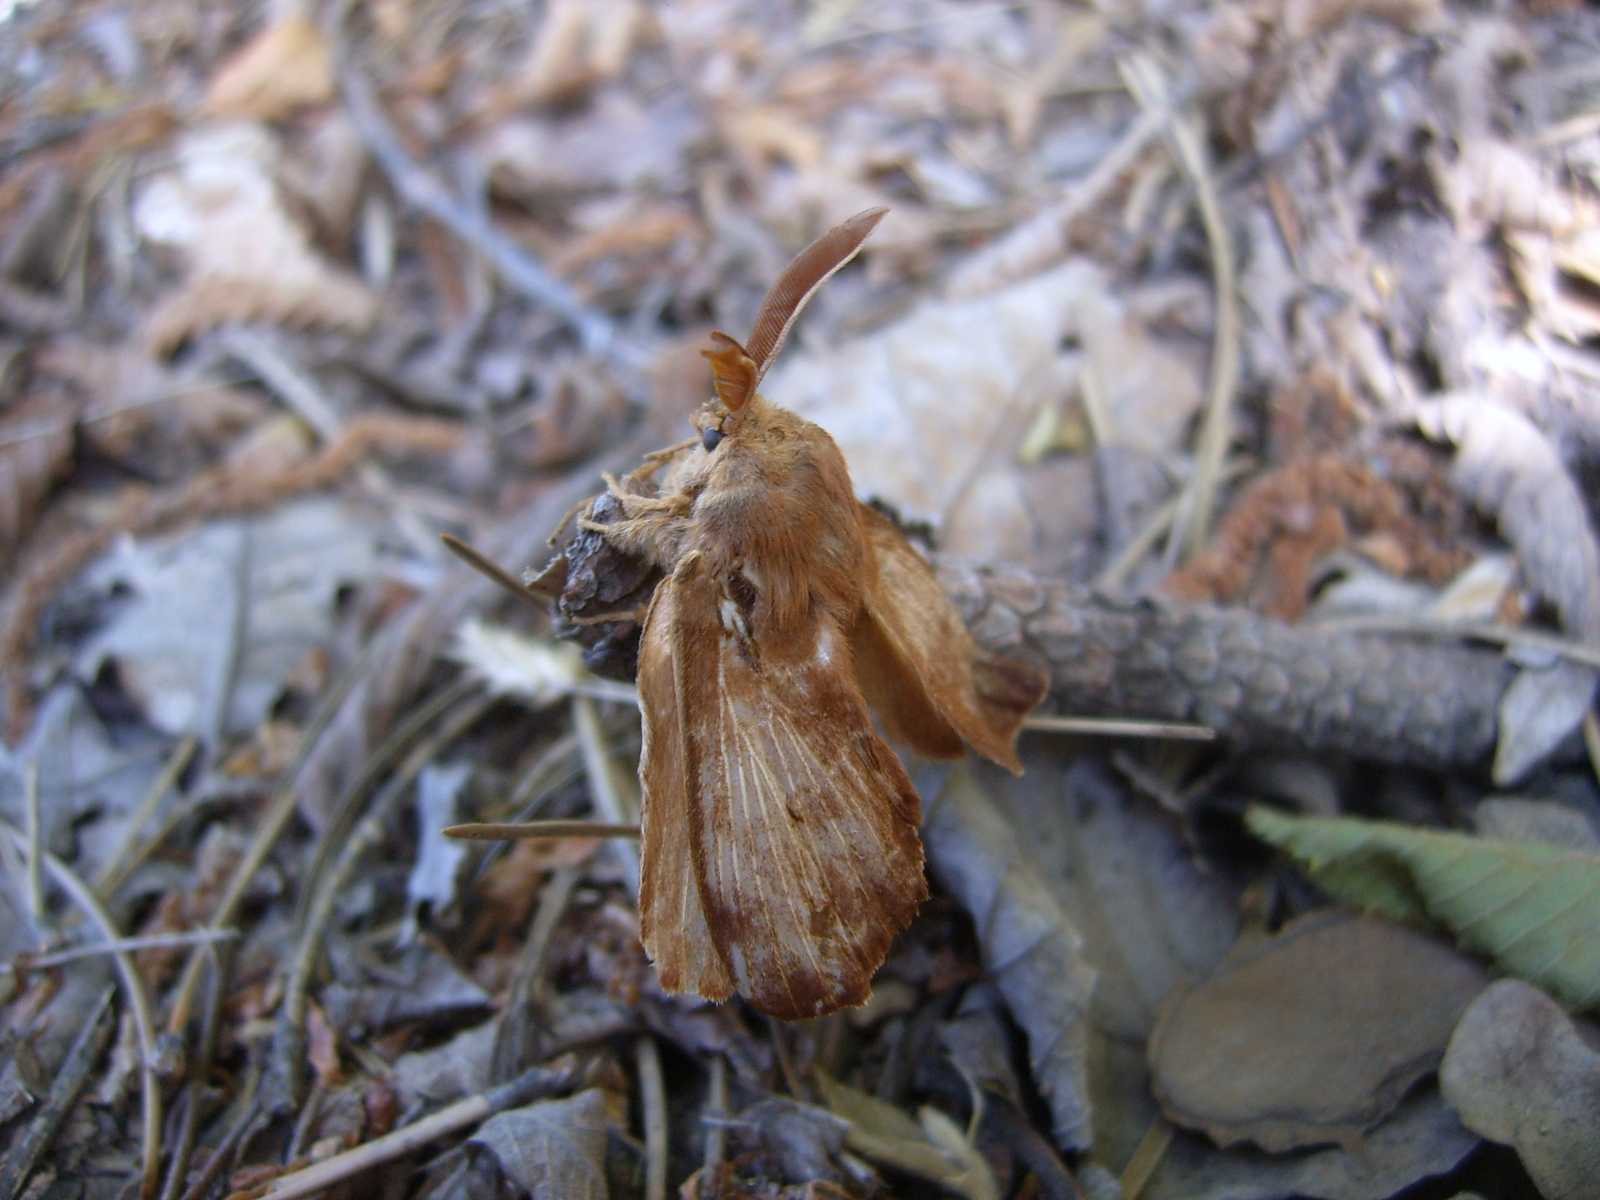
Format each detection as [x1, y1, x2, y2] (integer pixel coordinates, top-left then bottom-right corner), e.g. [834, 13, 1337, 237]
[134, 124, 378, 353]
[768, 260, 1200, 569]
[467, 1088, 615, 1199]
[815, 1071, 1000, 1200]
[1148, 911, 1487, 1152]
[920, 763, 1099, 1151]
[1440, 979, 1600, 1200]
[75, 497, 383, 738]
[1414, 394, 1600, 781]
[202, 15, 334, 121]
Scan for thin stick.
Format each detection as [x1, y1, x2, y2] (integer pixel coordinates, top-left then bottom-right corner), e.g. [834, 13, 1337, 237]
[16, 928, 237, 969]
[0, 985, 115, 1200]
[636, 1037, 668, 1200]
[22, 764, 41, 919]
[573, 695, 641, 894]
[1119, 1116, 1173, 1200]
[1022, 714, 1215, 741]
[333, 14, 642, 372]
[95, 736, 197, 897]
[702, 1056, 728, 1173]
[230, 1059, 582, 1200]
[444, 820, 640, 841]
[279, 689, 496, 1101]
[441, 533, 543, 607]
[1121, 54, 1238, 562]
[1, 826, 163, 1199]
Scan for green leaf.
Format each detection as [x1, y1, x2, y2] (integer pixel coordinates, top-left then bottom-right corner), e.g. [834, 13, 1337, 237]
[1246, 807, 1600, 1011]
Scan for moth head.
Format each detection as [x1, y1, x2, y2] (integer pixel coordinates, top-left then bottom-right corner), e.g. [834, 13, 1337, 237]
[692, 208, 889, 455]
[697, 331, 759, 449]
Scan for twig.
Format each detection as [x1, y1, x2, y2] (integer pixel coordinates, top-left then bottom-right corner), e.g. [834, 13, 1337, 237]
[205, 525, 252, 750]
[702, 1055, 728, 1173]
[228, 1059, 582, 1200]
[444, 820, 640, 840]
[0, 985, 115, 1200]
[94, 736, 197, 897]
[168, 658, 368, 1035]
[176, 1065, 262, 1200]
[493, 866, 580, 1076]
[278, 688, 496, 1101]
[331, 12, 644, 374]
[572, 695, 641, 893]
[1022, 714, 1213, 741]
[1120, 53, 1239, 564]
[1, 824, 163, 1199]
[16, 928, 236, 969]
[636, 1037, 668, 1200]
[1311, 613, 1600, 672]
[22, 764, 41, 919]
[1119, 1116, 1173, 1200]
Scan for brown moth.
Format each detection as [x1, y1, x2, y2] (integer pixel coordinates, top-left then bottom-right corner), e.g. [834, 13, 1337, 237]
[581, 208, 1046, 1019]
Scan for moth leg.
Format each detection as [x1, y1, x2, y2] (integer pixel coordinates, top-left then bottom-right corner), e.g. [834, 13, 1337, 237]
[625, 437, 698, 488]
[579, 511, 681, 559]
[595, 477, 694, 520]
[568, 605, 650, 625]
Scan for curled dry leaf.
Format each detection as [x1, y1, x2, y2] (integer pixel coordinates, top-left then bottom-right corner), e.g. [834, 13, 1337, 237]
[815, 1071, 1000, 1200]
[201, 15, 335, 121]
[1248, 806, 1600, 1011]
[923, 757, 1242, 1162]
[1148, 910, 1487, 1152]
[133, 124, 377, 353]
[1439, 979, 1600, 1200]
[1414, 394, 1600, 781]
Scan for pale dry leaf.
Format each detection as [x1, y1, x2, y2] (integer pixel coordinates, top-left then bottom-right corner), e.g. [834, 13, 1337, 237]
[201, 15, 334, 121]
[1148, 911, 1487, 1152]
[134, 124, 377, 353]
[0, 397, 75, 563]
[919, 762, 1098, 1152]
[406, 763, 470, 923]
[1414, 394, 1600, 780]
[767, 260, 1200, 570]
[502, 0, 649, 107]
[75, 496, 384, 738]
[815, 1072, 999, 1200]
[1439, 979, 1600, 1200]
[467, 1087, 614, 1200]
[0, 687, 167, 909]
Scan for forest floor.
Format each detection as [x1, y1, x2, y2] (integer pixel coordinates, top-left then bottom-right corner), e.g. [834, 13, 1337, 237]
[2, 2, 1600, 1198]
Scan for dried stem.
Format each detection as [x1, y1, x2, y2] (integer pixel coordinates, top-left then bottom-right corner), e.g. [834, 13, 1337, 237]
[2, 825, 163, 1199]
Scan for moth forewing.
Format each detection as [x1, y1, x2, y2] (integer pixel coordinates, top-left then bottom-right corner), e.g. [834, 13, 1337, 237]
[637, 558, 735, 1001]
[669, 555, 926, 1020]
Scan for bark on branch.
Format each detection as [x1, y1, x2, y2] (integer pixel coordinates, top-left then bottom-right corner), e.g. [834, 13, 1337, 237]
[543, 496, 1510, 773]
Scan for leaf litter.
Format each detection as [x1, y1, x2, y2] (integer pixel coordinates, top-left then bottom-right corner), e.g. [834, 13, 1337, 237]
[2, 1, 1600, 1198]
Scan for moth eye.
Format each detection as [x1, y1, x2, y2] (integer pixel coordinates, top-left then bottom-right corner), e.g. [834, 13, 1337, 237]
[701, 427, 724, 452]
